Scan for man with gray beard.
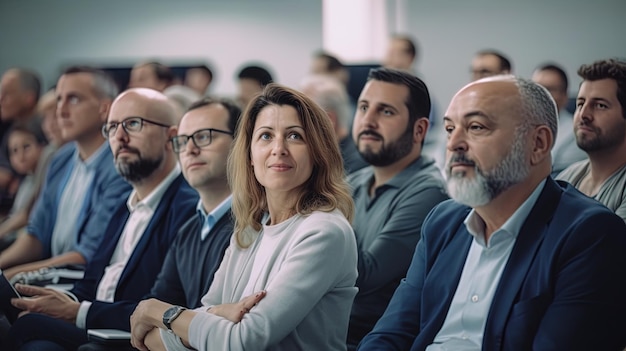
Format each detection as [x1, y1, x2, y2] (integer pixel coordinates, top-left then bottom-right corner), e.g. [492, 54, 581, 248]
[359, 76, 626, 351]
[346, 68, 448, 350]
[5, 88, 198, 350]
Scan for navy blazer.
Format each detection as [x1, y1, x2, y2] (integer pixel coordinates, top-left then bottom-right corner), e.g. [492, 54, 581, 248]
[70, 174, 197, 310]
[84, 210, 234, 331]
[359, 178, 626, 351]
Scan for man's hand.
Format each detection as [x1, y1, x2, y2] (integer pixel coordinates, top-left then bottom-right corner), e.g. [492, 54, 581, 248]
[10, 284, 80, 323]
[208, 290, 266, 323]
[130, 298, 170, 351]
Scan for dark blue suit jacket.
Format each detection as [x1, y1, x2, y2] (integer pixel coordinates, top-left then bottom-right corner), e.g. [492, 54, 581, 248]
[71, 174, 197, 319]
[359, 178, 626, 351]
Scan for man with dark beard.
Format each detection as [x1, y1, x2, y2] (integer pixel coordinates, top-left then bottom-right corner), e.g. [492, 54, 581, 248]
[346, 67, 448, 350]
[557, 59, 626, 222]
[4, 88, 198, 350]
[358, 76, 626, 351]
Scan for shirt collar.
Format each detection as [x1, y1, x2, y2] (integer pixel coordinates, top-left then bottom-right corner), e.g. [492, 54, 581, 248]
[73, 141, 111, 170]
[356, 155, 435, 191]
[197, 195, 232, 240]
[127, 165, 182, 212]
[464, 179, 547, 246]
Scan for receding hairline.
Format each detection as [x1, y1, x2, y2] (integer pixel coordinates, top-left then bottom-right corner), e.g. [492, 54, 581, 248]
[112, 88, 178, 126]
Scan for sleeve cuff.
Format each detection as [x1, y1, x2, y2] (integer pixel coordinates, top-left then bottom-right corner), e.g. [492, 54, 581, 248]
[76, 300, 92, 329]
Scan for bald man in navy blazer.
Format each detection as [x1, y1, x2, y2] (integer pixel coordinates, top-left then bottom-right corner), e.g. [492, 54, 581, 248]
[358, 76, 626, 351]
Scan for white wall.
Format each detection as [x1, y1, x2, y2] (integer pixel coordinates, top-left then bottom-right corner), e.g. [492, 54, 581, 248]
[0, 0, 323, 96]
[1, 0, 625, 112]
[403, 0, 626, 113]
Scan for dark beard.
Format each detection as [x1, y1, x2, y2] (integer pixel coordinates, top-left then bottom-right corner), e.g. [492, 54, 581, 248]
[115, 157, 162, 183]
[358, 127, 414, 167]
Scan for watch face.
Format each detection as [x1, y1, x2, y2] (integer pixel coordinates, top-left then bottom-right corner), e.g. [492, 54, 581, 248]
[164, 306, 181, 320]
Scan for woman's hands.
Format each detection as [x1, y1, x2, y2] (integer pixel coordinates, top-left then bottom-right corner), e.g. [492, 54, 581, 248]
[207, 290, 266, 323]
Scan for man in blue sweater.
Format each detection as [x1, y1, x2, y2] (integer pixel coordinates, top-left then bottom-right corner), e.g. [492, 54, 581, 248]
[7, 97, 241, 351]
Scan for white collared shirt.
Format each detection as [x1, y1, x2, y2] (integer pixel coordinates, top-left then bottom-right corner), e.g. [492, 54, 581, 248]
[427, 180, 546, 351]
[75, 165, 181, 328]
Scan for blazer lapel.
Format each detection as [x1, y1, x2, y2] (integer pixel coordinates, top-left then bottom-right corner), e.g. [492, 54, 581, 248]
[117, 175, 182, 288]
[482, 178, 562, 351]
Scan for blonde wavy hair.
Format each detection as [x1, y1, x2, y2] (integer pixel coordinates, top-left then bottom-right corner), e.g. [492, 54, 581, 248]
[228, 83, 354, 248]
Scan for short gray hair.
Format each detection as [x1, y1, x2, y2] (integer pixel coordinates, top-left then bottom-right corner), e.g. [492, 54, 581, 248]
[514, 77, 558, 148]
[299, 74, 352, 129]
[62, 66, 118, 100]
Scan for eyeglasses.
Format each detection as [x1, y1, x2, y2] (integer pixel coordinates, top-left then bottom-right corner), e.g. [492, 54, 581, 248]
[170, 128, 233, 153]
[102, 117, 170, 139]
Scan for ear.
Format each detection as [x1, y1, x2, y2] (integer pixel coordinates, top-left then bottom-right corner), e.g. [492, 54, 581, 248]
[165, 126, 178, 151]
[529, 125, 552, 166]
[413, 117, 430, 144]
[98, 99, 113, 123]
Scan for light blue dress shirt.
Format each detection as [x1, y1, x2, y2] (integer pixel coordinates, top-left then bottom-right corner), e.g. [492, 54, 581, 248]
[196, 195, 232, 241]
[427, 180, 546, 351]
[50, 142, 110, 256]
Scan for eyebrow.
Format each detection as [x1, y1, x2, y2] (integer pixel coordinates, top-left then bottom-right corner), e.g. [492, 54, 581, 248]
[444, 110, 492, 122]
[255, 125, 304, 131]
[577, 97, 611, 104]
[358, 99, 400, 111]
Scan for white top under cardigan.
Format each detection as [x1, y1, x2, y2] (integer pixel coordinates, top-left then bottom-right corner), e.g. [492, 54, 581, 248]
[161, 209, 358, 351]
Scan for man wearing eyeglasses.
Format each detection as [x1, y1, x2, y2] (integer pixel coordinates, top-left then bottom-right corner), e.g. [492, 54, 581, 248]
[0, 66, 132, 280]
[5, 87, 199, 348]
[6, 96, 239, 351]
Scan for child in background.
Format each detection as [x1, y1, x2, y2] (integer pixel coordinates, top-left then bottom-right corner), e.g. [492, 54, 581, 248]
[0, 120, 50, 251]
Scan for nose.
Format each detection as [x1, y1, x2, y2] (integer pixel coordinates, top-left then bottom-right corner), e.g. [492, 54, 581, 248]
[183, 137, 199, 154]
[576, 101, 593, 124]
[446, 127, 468, 153]
[359, 108, 378, 130]
[112, 123, 129, 141]
[271, 138, 288, 156]
[57, 99, 69, 118]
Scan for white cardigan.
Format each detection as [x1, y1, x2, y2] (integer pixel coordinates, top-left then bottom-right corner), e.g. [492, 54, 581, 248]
[162, 209, 358, 351]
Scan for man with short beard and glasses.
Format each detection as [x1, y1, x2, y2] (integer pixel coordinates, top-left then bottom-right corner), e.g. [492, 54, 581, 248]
[346, 67, 448, 350]
[358, 76, 626, 351]
[5, 88, 198, 351]
[557, 59, 626, 222]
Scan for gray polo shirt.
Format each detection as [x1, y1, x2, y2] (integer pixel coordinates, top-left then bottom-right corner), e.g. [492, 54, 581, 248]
[347, 155, 449, 345]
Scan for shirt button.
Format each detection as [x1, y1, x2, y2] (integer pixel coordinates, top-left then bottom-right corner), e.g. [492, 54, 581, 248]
[471, 295, 479, 303]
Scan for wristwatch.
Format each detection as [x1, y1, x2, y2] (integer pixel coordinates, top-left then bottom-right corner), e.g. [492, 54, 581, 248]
[163, 305, 187, 332]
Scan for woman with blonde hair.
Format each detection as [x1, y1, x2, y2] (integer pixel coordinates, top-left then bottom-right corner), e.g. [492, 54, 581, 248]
[130, 83, 357, 351]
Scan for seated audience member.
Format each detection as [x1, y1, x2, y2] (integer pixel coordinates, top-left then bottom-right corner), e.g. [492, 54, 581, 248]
[0, 68, 41, 209]
[532, 63, 586, 175]
[37, 89, 66, 148]
[300, 74, 367, 174]
[128, 61, 174, 92]
[358, 76, 626, 350]
[382, 35, 444, 169]
[184, 65, 214, 96]
[346, 68, 448, 349]
[0, 119, 52, 250]
[65, 97, 241, 351]
[310, 51, 350, 86]
[382, 34, 418, 73]
[0, 66, 132, 278]
[5, 88, 198, 350]
[129, 84, 358, 351]
[163, 85, 202, 115]
[235, 64, 273, 109]
[557, 59, 626, 222]
[470, 49, 512, 81]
